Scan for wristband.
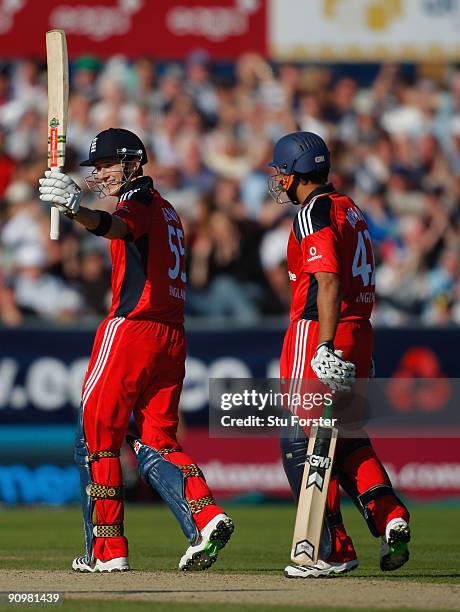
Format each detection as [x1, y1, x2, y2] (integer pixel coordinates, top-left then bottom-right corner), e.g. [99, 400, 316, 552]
[87, 211, 112, 236]
[317, 341, 334, 352]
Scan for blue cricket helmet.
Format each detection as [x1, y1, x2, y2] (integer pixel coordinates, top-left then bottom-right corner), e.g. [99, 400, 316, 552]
[269, 131, 330, 175]
[80, 128, 147, 167]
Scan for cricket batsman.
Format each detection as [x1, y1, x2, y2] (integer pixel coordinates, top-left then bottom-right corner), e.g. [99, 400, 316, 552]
[268, 131, 410, 578]
[38, 128, 234, 573]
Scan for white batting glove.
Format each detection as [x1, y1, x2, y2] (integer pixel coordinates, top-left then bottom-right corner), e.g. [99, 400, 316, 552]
[38, 170, 82, 218]
[311, 342, 356, 392]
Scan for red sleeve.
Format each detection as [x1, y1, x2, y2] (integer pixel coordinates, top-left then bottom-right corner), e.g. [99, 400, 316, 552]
[113, 199, 152, 241]
[301, 227, 340, 274]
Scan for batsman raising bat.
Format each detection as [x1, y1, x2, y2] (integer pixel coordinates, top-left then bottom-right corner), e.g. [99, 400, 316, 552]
[268, 132, 411, 578]
[39, 128, 234, 573]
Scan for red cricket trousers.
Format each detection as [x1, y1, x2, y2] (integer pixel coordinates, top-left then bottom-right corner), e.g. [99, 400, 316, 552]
[81, 316, 223, 561]
[280, 318, 409, 561]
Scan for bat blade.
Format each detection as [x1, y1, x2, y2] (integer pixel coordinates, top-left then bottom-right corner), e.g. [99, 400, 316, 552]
[290, 425, 338, 565]
[46, 29, 68, 240]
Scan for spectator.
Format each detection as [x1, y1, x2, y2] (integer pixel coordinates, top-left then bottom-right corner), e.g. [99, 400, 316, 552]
[1, 181, 44, 261]
[6, 244, 83, 323]
[0, 126, 15, 199]
[72, 240, 111, 317]
[186, 208, 263, 321]
[446, 116, 460, 175]
[72, 56, 101, 100]
[185, 49, 219, 126]
[0, 56, 460, 325]
[259, 213, 292, 313]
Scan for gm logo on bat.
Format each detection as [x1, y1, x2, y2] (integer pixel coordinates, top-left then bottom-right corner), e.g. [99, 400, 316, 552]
[307, 454, 332, 469]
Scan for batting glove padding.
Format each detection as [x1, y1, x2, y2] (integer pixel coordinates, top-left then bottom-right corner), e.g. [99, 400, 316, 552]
[39, 170, 82, 217]
[311, 343, 356, 392]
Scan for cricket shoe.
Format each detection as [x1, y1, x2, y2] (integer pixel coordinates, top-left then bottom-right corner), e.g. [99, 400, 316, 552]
[380, 518, 411, 571]
[72, 555, 130, 573]
[284, 558, 359, 579]
[179, 513, 234, 572]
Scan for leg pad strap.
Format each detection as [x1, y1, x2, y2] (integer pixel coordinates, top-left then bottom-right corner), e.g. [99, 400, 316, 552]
[87, 450, 120, 463]
[180, 464, 204, 479]
[93, 524, 124, 537]
[159, 448, 181, 457]
[86, 483, 124, 499]
[188, 495, 214, 514]
[358, 484, 394, 508]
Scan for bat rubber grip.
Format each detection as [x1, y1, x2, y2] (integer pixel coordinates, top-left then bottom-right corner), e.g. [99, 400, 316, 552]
[50, 206, 60, 240]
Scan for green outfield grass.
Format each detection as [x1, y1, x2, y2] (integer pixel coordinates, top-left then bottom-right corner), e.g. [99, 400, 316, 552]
[0, 502, 458, 582]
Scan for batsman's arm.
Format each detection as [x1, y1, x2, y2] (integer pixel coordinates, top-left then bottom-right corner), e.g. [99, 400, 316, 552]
[311, 272, 355, 391]
[38, 171, 128, 240]
[74, 207, 128, 240]
[315, 271, 341, 346]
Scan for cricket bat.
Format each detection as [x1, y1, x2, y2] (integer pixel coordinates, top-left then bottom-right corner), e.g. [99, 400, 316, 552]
[46, 29, 69, 241]
[290, 422, 338, 564]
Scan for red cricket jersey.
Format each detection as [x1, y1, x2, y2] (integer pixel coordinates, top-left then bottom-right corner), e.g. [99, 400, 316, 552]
[107, 176, 186, 324]
[287, 184, 375, 322]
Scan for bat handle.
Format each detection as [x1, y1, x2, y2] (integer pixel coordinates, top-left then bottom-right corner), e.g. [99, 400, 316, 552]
[49, 164, 62, 240]
[50, 203, 60, 240]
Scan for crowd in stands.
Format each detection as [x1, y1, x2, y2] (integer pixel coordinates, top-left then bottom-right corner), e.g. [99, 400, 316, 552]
[1, 52, 460, 326]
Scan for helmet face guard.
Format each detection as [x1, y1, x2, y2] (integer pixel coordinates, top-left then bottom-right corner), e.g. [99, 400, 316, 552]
[85, 154, 142, 198]
[268, 170, 297, 205]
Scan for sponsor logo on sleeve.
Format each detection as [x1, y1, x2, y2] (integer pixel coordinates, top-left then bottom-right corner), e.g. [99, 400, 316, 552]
[307, 246, 322, 262]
